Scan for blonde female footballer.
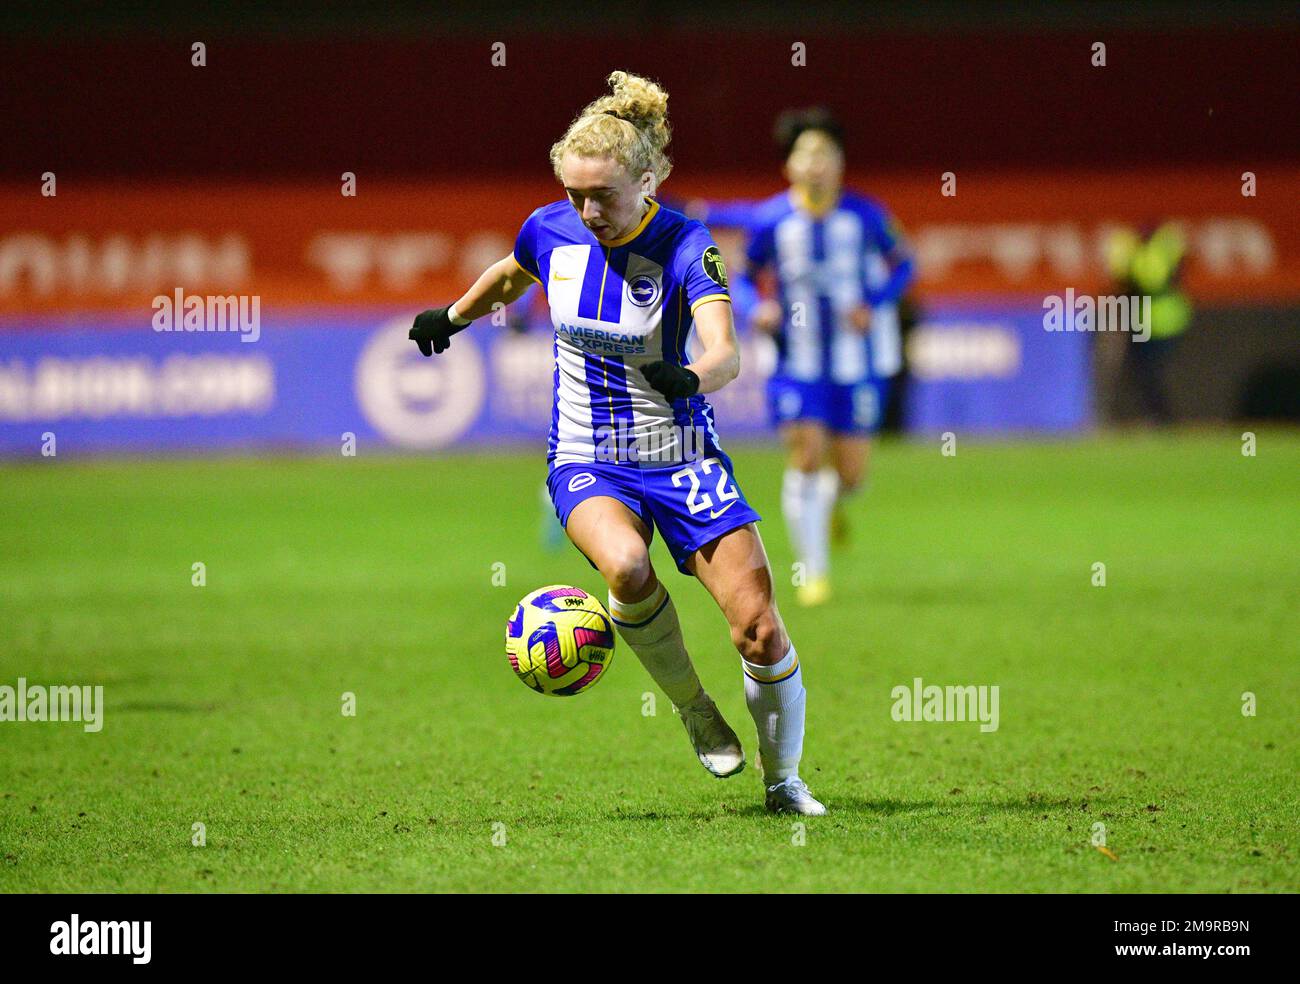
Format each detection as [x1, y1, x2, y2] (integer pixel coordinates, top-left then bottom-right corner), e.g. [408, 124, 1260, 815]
[410, 72, 824, 815]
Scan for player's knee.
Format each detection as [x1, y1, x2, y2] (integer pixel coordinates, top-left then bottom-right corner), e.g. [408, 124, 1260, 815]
[731, 605, 786, 665]
[601, 542, 652, 599]
[791, 448, 821, 473]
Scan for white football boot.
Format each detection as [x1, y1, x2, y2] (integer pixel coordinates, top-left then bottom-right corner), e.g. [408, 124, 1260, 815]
[678, 694, 745, 778]
[764, 776, 827, 816]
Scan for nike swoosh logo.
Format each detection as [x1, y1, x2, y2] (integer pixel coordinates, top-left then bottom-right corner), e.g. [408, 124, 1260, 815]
[709, 501, 738, 520]
[553, 274, 575, 281]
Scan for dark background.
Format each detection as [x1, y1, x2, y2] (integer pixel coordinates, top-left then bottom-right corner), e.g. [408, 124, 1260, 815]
[3, 0, 1297, 425]
[3, 0, 1298, 180]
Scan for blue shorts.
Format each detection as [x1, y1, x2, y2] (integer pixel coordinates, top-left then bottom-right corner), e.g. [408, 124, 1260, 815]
[767, 375, 893, 434]
[548, 451, 762, 576]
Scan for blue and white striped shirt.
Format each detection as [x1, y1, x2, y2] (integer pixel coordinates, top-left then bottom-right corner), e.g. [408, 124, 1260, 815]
[742, 189, 914, 383]
[513, 198, 732, 470]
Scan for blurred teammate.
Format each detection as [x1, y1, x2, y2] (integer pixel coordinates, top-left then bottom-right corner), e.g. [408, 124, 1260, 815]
[704, 109, 916, 606]
[410, 72, 825, 815]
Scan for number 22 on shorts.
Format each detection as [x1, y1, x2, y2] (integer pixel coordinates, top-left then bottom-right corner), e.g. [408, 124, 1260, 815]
[671, 457, 740, 518]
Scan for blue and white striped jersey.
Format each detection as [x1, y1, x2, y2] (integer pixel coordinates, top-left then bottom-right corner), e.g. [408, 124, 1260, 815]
[744, 189, 915, 383]
[513, 198, 732, 470]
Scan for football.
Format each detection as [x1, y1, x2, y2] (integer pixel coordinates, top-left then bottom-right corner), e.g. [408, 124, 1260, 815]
[505, 585, 616, 695]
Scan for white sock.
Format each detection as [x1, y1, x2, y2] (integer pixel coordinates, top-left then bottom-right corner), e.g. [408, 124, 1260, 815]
[816, 467, 841, 513]
[781, 467, 806, 559]
[742, 643, 806, 783]
[782, 468, 831, 579]
[608, 582, 703, 708]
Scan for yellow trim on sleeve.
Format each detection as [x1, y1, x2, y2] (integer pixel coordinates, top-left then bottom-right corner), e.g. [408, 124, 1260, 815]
[690, 293, 731, 315]
[510, 253, 542, 285]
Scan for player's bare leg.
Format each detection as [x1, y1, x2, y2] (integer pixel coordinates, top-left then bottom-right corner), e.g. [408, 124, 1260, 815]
[566, 496, 744, 777]
[828, 433, 870, 546]
[688, 523, 826, 815]
[780, 421, 835, 606]
[565, 495, 657, 602]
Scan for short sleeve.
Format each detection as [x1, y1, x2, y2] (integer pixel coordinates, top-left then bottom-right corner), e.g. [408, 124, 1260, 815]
[673, 222, 731, 315]
[746, 222, 775, 271]
[700, 199, 760, 230]
[512, 209, 544, 285]
[871, 206, 912, 264]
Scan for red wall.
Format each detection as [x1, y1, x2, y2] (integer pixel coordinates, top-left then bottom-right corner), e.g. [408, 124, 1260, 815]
[3, 169, 1297, 315]
[4, 28, 1297, 180]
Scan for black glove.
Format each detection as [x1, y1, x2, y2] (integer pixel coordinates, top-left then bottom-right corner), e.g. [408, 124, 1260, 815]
[641, 361, 700, 401]
[409, 306, 467, 356]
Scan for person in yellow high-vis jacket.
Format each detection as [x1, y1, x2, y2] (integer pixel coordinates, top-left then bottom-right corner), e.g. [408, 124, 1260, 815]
[1106, 222, 1193, 423]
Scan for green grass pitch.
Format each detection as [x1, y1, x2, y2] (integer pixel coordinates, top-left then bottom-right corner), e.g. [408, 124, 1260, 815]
[1, 431, 1296, 892]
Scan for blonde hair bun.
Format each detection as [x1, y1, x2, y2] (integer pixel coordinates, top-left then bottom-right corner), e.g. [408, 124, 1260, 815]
[550, 71, 673, 185]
